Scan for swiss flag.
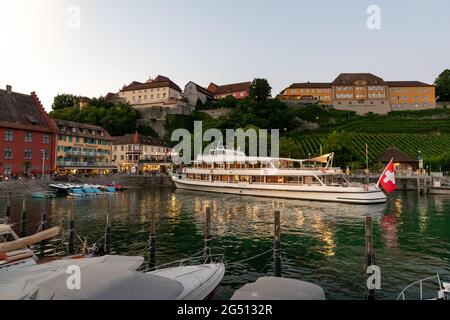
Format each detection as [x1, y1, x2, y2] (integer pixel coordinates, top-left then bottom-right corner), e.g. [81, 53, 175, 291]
[378, 158, 396, 193]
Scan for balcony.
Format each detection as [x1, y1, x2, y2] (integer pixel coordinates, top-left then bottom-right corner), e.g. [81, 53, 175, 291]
[64, 150, 109, 157]
[57, 161, 112, 168]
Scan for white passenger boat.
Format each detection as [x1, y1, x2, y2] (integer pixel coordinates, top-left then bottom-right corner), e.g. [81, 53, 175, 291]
[172, 146, 387, 204]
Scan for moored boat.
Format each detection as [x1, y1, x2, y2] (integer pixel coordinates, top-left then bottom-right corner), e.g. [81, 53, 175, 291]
[172, 146, 387, 205]
[68, 188, 85, 197]
[31, 191, 56, 199]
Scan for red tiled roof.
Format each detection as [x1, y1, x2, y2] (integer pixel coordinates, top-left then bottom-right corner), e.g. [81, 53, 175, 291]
[208, 82, 251, 95]
[287, 83, 332, 89]
[188, 81, 214, 98]
[377, 147, 417, 163]
[333, 73, 385, 85]
[113, 133, 168, 147]
[121, 75, 182, 93]
[386, 81, 434, 87]
[53, 119, 114, 140]
[0, 88, 56, 133]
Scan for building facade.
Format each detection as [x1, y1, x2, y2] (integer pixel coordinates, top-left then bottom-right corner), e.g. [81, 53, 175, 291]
[278, 73, 436, 114]
[386, 81, 435, 111]
[207, 81, 251, 100]
[54, 119, 115, 175]
[0, 85, 57, 178]
[183, 81, 214, 106]
[118, 75, 182, 107]
[277, 82, 332, 104]
[111, 133, 171, 173]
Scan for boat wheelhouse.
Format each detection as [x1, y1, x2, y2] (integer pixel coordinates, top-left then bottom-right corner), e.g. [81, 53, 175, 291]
[172, 147, 387, 204]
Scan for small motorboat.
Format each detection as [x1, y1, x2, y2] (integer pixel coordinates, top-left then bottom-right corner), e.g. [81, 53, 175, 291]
[81, 188, 95, 196]
[68, 188, 85, 197]
[107, 184, 126, 192]
[31, 191, 56, 199]
[101, 186, 117, 194]
[91, 188, 103, 195]
[147, 263, 225, 300]
[0, 255, 225, 300]
[231, 277, 326, 300]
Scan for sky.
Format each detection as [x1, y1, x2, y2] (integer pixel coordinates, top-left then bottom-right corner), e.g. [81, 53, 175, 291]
[0, 0, 449, 110]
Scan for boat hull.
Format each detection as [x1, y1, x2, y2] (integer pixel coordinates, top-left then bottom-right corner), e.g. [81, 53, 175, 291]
[173, 178, 387, 204]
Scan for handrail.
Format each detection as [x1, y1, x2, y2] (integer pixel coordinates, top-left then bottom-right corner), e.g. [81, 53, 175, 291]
[397, 274, 442, 300]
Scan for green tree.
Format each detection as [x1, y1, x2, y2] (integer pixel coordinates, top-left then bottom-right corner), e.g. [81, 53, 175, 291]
[217, 95, 239, 109]
[279, 137, 301, 159]
[435, 69, 450, 102]
[52, 94, 79, 110]
[322, 131, 359, 167]
[248, 78, 272, 102]
[49, 95, 140, 136]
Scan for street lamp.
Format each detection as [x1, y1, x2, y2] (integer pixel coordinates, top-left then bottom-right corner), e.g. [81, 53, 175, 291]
[41, 149, 45, 180]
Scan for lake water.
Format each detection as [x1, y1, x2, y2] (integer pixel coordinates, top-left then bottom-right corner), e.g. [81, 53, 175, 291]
[4, 188, 450, 300]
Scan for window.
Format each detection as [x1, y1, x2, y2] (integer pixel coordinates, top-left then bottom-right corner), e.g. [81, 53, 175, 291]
[68, 136, 73, 143]
[120, 155, 124, 160]
[4, 164, 11, 176]
[24, 149, 32, 160]
[43, 150, 50, 160]
[4, 148, 13, 159]
[5, 129, 13, 141]
[25, 132, 32, 142]
[43, 134, 50, 144]
[121, 145, 124, 151]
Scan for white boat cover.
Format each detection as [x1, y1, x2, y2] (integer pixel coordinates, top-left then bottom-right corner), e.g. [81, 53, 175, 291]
[28, 264, 184, 300]
[0, 255, 184, 300]
[231, 277, 326, 300]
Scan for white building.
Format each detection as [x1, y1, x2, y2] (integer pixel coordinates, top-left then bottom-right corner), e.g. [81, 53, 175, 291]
[118, 75, 182, 107]
[183, 81, 214, 106]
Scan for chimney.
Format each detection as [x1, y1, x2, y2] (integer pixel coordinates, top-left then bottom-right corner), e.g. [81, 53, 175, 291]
[6, 85, 12, 94]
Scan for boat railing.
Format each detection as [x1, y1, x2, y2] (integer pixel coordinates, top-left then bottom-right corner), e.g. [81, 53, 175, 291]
[143, 253, 225, 272]
[397, 274, 443, 300]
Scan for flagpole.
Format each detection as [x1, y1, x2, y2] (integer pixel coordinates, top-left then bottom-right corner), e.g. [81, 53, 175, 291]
[365, 143, 369, 185]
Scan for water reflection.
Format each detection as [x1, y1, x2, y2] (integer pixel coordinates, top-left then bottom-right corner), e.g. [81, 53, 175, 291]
[1, 189, 449, 300]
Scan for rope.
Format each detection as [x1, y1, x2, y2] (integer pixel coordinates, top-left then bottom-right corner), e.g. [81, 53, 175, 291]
[225, 249, 274, 267]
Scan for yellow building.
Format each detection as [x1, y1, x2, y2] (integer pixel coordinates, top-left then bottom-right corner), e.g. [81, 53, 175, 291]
[278, 73, 436, 115]
[112, 133, 171, 174]
[278, 82, 332, 104]
[386, 81, 435, 111]
[54, 119, 115, 175]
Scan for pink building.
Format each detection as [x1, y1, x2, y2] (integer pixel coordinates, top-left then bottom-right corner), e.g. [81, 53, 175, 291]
[207, 81, 251, 100]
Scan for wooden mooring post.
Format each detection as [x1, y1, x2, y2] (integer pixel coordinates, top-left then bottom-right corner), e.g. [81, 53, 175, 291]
[5, 192, 11, 218]
[104, 207, 112, 255]
[364, 216, 375, 300]
[68, 199, 75, 255]
[204, 206, 212, 263]
[274, 210, 282, 277]
[39, 196, 49, 257]
[20, 195, 27, 238]
[149, 205, 156, 269]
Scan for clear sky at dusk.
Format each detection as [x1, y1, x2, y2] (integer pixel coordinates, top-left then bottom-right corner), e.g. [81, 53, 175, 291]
[1, 0, 449, 109]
